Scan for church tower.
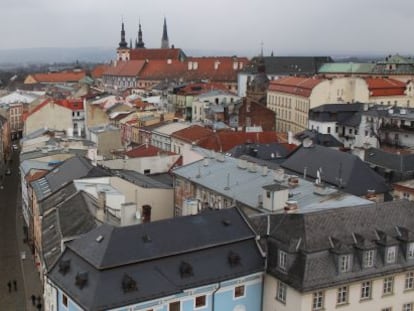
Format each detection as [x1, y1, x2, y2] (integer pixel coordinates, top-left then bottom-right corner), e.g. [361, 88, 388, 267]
[136, 22, 145, 48]
[161, 17, 169, 49]
[117, 21, 130, 61]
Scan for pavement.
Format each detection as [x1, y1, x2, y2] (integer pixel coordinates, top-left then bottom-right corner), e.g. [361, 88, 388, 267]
[16, 186, 44, 311]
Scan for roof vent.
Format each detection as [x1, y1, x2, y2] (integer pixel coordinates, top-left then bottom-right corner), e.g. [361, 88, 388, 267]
[96, 235, 104, 243]
[261, 166, 269, 176]
[179, 261, 194, 278]
[122, 274, 138, 293]
[228, 251, 241, 267]
[142, 234, 152, 243]
[75, 272, 88, 289]
[284, 200, 298, 213]
[237, 159, 247, 169]
[58, 259, 71, 275]
[288, 176, 299, 187]
[273, 168, 285, 182]
[222, 219, 231, 226]
[248, 162, 257, 173]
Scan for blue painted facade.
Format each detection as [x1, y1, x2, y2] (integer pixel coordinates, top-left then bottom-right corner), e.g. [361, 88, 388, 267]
[54, 273, 263, 311]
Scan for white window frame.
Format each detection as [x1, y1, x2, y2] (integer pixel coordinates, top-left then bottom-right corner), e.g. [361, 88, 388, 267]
[383, 276, 394, 295]
[339, 254, 352, 273]
[276, 281, 287, 304]
[361, 281, 372, 299]
[408, 243, 414, 259]
[364, 250, 375, 268]
[405, 272, 414, 290]
[278, 250, 287, 271]
[337, 286, 348, 305]
[386, 246, 397, 264]
[312, 291, 324, 310]
[234, 285, 245, 299]
[403, 303, 413, 311]
[194, 295, 207, 309]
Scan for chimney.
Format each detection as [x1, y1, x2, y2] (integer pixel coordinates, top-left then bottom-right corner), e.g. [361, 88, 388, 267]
[188, 61, 193, 70]
[284, 200, 298, 213]
[96, 191, 106, 222]
[288, 175, 299, 187]
[365, 189, 377, 202]
[261, 166, 269, 176]
[214, 60, 220, 70]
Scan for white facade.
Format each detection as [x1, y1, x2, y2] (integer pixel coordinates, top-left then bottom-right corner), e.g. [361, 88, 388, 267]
[151, 123, 190, 152]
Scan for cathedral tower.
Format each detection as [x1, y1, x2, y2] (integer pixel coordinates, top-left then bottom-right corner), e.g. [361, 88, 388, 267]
[161, 17, 169, 49]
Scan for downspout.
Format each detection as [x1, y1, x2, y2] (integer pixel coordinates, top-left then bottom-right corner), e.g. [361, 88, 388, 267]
[211, 282, 221, 311]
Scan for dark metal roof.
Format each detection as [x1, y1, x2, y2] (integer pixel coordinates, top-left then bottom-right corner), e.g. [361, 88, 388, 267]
[227, 142, 292, 160]
[112, 169, 172, 189]
[294, 130, 343, 148]
[48, 208, 264, 310]
[365, 148, 414, 172]
[281, 145, 389, 196]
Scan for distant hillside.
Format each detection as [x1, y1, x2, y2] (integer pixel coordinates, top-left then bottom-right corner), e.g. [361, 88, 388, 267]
[0, 47, 115, 66]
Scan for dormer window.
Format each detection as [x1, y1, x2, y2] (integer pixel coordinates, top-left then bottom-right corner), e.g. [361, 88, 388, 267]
[339, 254, 352, 273]
[363, 250, 375, 268]
[386, 246, 397, 264]
[278, 250, 287, 272]
[408, 242, 414, 260]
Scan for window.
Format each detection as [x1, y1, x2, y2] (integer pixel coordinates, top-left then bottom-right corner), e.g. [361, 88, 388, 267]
[337, 286, 348, 305]
[339, 254, 352, 272]
[383, 276, 394, 295]
[169, 301, 180, 311]
[276, 281, 287, 303]
[408, 243, 414, 259]
[278, 250, 287, 271]
[361, 281, 372, 299]
[234, 285, 245, 298]
[312, 291, 324, 310]
[349, 128, 353, 134]
[403, 303, 413, 311]
[363, 250, 375, 268]
[327, 126, 331, 134]
[335, 126, 338, 133]
[195, 295, 206, 308]
[62, 294, 68, 307]
[386, 246, 397, 264]
[406, 272, 414, 290]
[381, 308, 392, 311]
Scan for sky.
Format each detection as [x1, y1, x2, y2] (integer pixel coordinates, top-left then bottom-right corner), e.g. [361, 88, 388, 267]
[1, 0, 414, 57]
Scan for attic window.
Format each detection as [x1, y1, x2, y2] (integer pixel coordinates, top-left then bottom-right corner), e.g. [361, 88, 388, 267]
[228, 251, 241, 267]
[179, 261, 194, 278]
[75, 272, 88, 289]
[386, 246, 397, 264]
[122, 274, 138, 293]
[58, 259, 71, 275]
[339, 254, 352, 273]
[408, 242, 414, 259]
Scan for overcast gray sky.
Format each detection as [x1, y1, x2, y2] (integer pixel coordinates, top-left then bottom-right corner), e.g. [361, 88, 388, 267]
[1, 0, 414, 56]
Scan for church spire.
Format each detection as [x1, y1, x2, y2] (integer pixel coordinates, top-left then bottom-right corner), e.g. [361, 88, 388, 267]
[161, 17, 169, 49]
[118, 21, 128, 49]
[136, 21, 145, 48]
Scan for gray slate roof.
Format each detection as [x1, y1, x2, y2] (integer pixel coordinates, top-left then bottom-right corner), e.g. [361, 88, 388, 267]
[42, 191, 101, 269]
[227, 142, 292, 160]
[294, 130, 343, 148]
[281, 145, 389, 196]
[365, 148, 414, 172]
[32, 156, 111, 201]
[250, 200, 414, 292]
[243, 56, 333, 75]
[48, 208, 264, 310]
[111, 169, 172, 189]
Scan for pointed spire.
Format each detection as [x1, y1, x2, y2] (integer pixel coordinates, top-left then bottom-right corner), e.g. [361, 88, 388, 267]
[161, 17, 169, 49]
[119, 20, 128, 49]
[136, 20, 145, 48]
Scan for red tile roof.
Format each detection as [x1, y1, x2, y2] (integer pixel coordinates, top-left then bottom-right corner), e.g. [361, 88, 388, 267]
[171, 125, 214, 143]
[177, 82, 231, 96]
[30, 71, 86, 83]
[268, 76, 324, 97]
[364, 77, 406, 96]
[198, 131, 286, 152]
[186, 57, 249, 82]
[91, 64, 111, 79]
[103, 60, 146, 77]
[139, 60, 188, 80]
[129, 48, 185, 61]
[125, 144, 175, 158]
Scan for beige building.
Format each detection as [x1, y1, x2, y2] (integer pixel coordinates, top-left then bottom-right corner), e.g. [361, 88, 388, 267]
[260, 200, 414, 311]
[267, 76, 413, 134]
[24, 99, 73, 135]
[89, 124, 123, 159]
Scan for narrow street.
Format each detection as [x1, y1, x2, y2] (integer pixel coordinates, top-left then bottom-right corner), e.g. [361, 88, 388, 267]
[0, 150, 26, 309]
